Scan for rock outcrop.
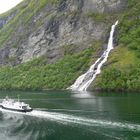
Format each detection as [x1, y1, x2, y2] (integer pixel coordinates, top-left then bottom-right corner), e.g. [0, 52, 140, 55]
[0, 0, 127, 66]
[0, 12, 16, 29]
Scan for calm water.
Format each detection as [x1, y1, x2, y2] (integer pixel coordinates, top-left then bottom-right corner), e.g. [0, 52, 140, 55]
[0, 90, 140, 140]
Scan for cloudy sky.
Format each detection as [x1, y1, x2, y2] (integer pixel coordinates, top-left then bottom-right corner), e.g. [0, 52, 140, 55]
[0, 0, 23, 14]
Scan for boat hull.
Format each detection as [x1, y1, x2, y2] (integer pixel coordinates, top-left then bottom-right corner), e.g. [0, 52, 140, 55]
[1, 105, 33, 113]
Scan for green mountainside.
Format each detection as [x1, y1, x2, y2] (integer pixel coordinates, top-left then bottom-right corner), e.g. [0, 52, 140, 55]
[0, 0, 139, 91]
[93, 0, 140, 91]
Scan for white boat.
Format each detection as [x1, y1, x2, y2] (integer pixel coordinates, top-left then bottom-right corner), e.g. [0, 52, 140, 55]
[0, 96, 33, 112]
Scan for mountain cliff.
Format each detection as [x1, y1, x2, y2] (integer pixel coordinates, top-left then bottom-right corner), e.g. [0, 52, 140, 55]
[0, 0, 137, 91]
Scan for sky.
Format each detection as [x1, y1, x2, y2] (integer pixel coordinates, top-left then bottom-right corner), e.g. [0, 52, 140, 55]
[0, 0, 23, 14]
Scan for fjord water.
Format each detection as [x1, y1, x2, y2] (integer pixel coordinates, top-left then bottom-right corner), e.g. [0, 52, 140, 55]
[0, 90, 140, 140]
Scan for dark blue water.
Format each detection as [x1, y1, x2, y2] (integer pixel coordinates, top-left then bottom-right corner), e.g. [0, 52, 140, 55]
[0, 90, 140, 140]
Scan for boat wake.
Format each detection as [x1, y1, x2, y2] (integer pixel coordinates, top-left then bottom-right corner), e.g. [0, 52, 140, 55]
[0, 108, 140, 132]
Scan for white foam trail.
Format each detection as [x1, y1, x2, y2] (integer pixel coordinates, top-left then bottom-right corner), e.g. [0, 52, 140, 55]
[68, 21, 118, 91]
[0, 108, 140, 132]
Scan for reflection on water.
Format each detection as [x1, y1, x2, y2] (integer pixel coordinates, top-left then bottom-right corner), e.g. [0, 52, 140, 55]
[71, 90, 93, 98]
[0, 90, 139, 140]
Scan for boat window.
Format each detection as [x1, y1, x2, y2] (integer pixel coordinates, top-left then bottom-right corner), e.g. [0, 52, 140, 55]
[22, 106, 27, 109]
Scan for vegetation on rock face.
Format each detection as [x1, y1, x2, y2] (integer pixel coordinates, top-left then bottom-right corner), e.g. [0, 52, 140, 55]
[94, 46, 140, 91]
[0, 45, 100, 90]
[0, 0, 59, 46]
[0, 0, 109, 90]
[1, 0, 139, 91]
[93, 0, 140, 91]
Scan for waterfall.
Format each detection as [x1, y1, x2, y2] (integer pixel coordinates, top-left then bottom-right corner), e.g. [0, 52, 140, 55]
[68, 21, 118, 91]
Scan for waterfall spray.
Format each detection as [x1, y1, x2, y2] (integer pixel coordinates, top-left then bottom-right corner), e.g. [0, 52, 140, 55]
[68, 21, 118, 91]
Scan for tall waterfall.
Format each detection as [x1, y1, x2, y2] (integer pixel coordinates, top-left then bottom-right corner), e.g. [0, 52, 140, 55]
[69, 21, 118, 91]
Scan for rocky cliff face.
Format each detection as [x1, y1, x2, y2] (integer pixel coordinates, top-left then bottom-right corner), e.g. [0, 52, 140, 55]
[0, 0, 127, 66]
[0, 12, 16, 29]
[83, 0, 126, 13]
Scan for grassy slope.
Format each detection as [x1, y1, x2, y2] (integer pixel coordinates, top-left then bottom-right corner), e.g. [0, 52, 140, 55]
[93, 0, 140, 91]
